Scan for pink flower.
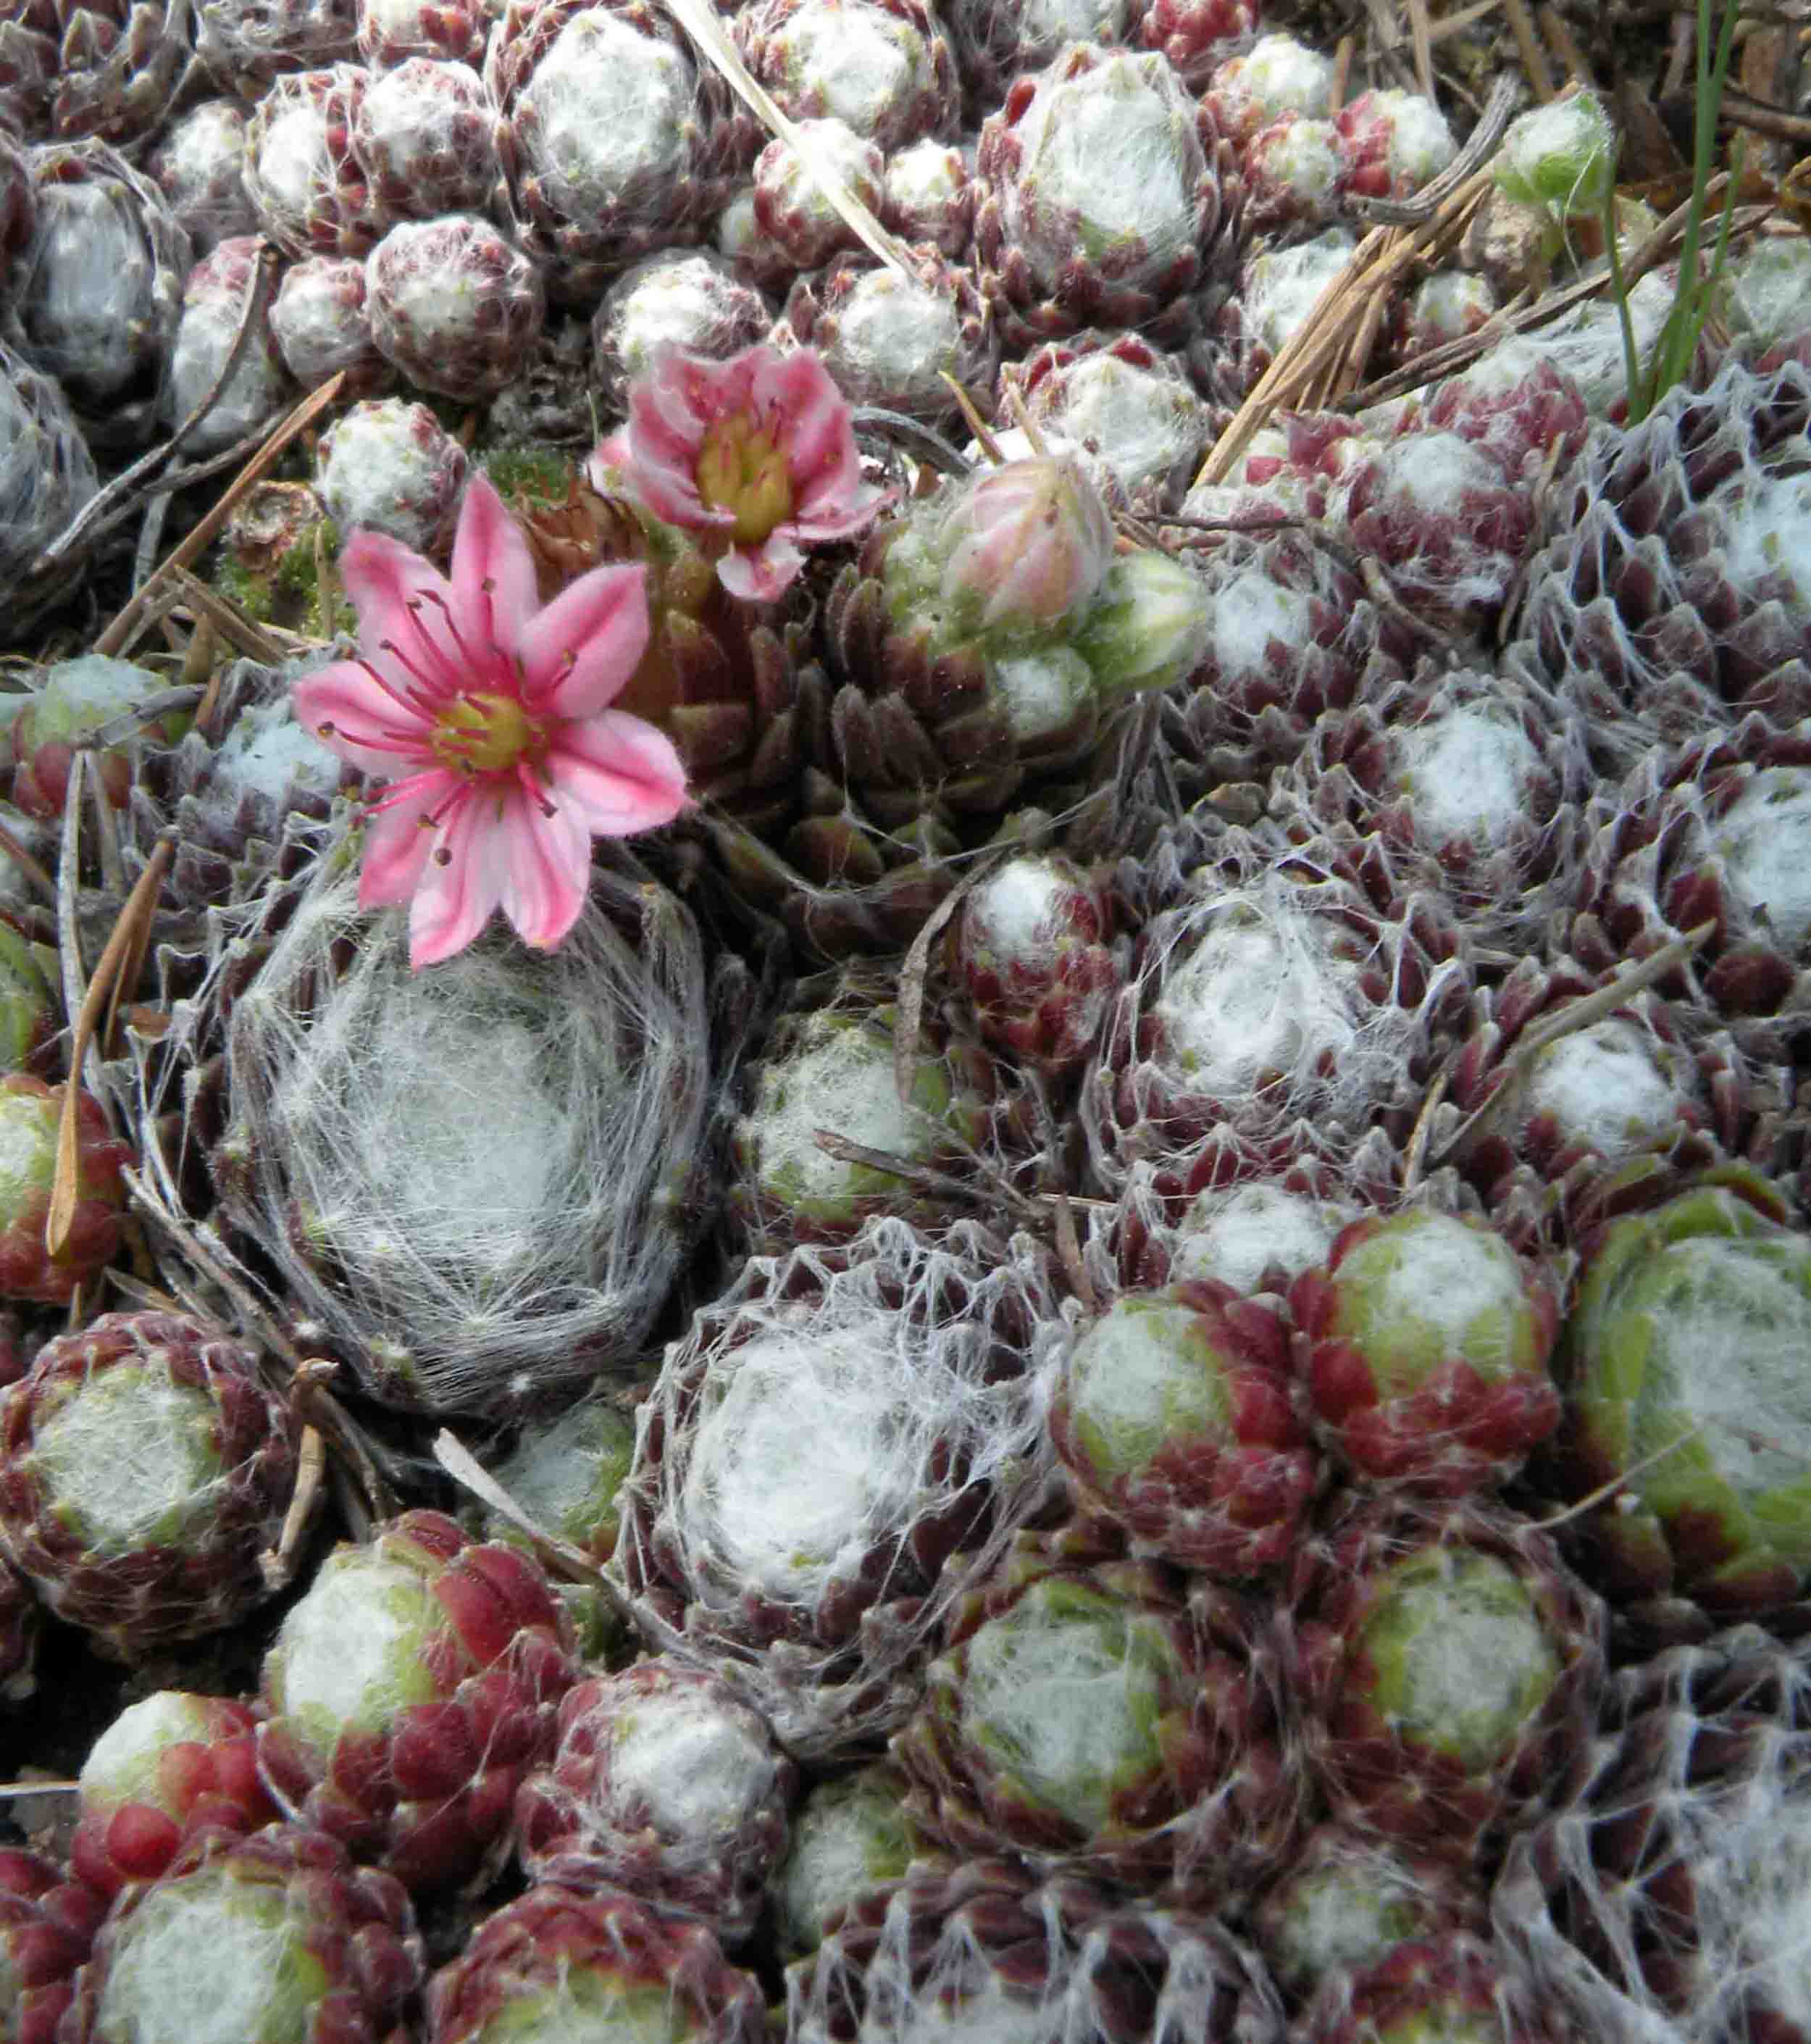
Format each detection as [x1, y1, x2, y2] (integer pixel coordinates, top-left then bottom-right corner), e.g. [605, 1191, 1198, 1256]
[293, 473, 688, 971]
[587, 343, 887, 601]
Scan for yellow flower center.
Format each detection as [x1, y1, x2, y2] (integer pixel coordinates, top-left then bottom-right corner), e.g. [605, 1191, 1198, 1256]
[428, 692, 545, 777]
[695, 412, 795, 546]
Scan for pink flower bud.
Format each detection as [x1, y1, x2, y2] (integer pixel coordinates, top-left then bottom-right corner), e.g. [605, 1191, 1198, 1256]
[937, 454, 1116, 634]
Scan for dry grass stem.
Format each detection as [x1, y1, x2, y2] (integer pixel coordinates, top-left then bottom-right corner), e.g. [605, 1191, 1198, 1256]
[47, 833, 174, 1258]
[95, 372, 347, 660]
[1538, 4, 1595, 80]
[1505, 0, 1557, 96]
[1429, 0, 1506, 46]
[1197, 164, 1495, 486]
[1408, 0, 1436, 100]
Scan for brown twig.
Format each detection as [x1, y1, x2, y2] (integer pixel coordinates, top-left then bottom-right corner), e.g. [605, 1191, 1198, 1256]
[48, 833, 175, 1257]
[1353, 73, 1521, 223]
[171, 566, 287, 666]
[1504, 0, 1556, 98]
[94, 372, 347, 660]
[1538, 4, 1595, 81]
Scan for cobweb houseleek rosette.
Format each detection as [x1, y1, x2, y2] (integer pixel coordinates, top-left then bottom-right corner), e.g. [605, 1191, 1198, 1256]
[1297, 1932, 1567, 2044]
[0, 1311, 298, 1661]
[1282, 1496, 1607, 1864]
[1498, 1626, 1811, 2044]
[254, 1510, 579, 1893]
[59, 1825, 424, 2044]
[614, 1217, 1062, 1759]
[1049, 1278, 1319, 1575]
[514, 1658, 797, 1944]
[426, 1882, 766, 2044]
[1536, 1164, 1811, 1643]
[1290, 1207, 1562, 1498]
[892, 1527, 1302, 1903]
[787, 1858, 1287, 2043]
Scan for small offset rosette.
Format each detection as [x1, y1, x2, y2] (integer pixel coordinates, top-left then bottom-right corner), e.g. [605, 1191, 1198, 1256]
[1284, 1496, 1607, 1864]
[1296, 1932, 1567, 2044]
[1518, 350, 1811, 761]
[256, 1510, 578, 1893]
[1049, 1279, 1319, 1576]
[1289, 1207, 1563, 1497]
[426, 1882, 766, 2044]
[1537, 1164, 1811, 1648]
[1084, 819, 1470, 1193]
[0, 1311, 298, 1661]
[70, 1690, 281, 1898]
[59, 1826, 423, 2044]
[787, 1858, 1286, 2043]
[514, 1659, 797, 1945]
[893, 1527, 1303, 1906]
[615, 1217, 1063, 1758]
[1497, 1627, 1811, 2044]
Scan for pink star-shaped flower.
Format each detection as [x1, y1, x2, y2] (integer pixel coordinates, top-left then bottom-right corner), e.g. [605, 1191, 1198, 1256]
[587, 343, 887, 601]
[293, 473, 688, 970]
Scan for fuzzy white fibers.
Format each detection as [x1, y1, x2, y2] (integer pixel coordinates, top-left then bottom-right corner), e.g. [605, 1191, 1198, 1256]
[514, 11, 695, 214]
[1171, 1179, 1355, 1291]
[1524, 1014, 1697, 1156]
[1705, 767, 1811, 954]
[1003, 49, 1206, 293]
[221, 854, 711, 1414]
[627, 1218, 1063, 1756]
[96, 1874, 317, 2044]
[791, 1872, 1276, 2044]
[1391, 704, 1542, 851]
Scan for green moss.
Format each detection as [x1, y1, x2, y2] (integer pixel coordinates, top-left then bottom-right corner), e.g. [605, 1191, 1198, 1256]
[483, 447, 575, 508]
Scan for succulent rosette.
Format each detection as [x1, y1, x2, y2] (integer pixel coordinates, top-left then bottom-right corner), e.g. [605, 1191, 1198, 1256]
[194, 0, 358, 93]
[255, 1510, 579, 1892]
[788, 1858, 1285, 2043]
[590, 249, 774, 412]
[614, 1217, 1062, 1756]
[1050, 1280, 1319, 1574]
[1290, 1208, 1562, 1496]
[0, 0, 188, 143]
[61, 1824, 424, 2044]
[364, 213, 546, 400]
[1083, 819, 1469, 1192]
[1299, 1933, 1565, 2044]
[894, 1527, 1301, 1901]
[1144, 525, 1409, 800]
[1498, 1627, 1811, 2044]
[773, 1761, 921, 1958]
[0, 1075, 129, 1303]
[0, 1311, 299, 1660]
[1005, 329, 1208, 511]
[427, 1881, 766, 2044]
[974, 43, 1226, 350]
[780, 246, 997, 427]
[515, 1659, 797, 1943]
[1247, 1825, 1488, 2009]
[487, 0, 726, 301]
[212, 844, 714, 1417]
[244, 65, 389, 257]
[0, 1846, 106, 2044]
[1428, 954, 1742, 1227]
[947, 847, 1123, 1075]
[1268, 659, 1589, 948]
[7, 652, 193, 819]
[1518, 351, 1811, 757]
[70, 1691, 281, 1898]
[732, 0, 958, 157]
[1541, 1166, 1811, 1638]
[1420, 341, 1590, 481]
[729, 988, 1002, 1250]
[1284, 1498, 1607, 1862]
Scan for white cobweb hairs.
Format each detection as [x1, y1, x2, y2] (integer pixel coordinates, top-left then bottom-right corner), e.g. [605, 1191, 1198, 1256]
[209, 843, 716, 1417]
[614, 1214, 1068, 1759]
[1497, 1627, 1811, 2044]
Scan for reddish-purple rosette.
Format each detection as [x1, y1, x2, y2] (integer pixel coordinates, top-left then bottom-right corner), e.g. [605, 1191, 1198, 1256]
[514, 1659, 796, 1944]
[256, 1510, 578, 1893]
[1050, 1279, 1320, 1576]
[1291, 1208, 1562, 1497]
[427, 1882, 766, 2044]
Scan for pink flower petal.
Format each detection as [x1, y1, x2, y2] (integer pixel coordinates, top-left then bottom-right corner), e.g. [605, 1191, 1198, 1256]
[357, 780, 450, 906]
[407, 793, 506, 969]
[717, 534, 804, 601]
[546, 712, 690, 834]
[338, 532, 463, 703]
[516, 563, 651, 716]
[497, 789, 594, 951]
[450, 472, 541, 651]
[293, 661, 436, 777]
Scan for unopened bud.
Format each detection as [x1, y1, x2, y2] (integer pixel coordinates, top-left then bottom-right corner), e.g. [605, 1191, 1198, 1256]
[938, 454, 1116, 635]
